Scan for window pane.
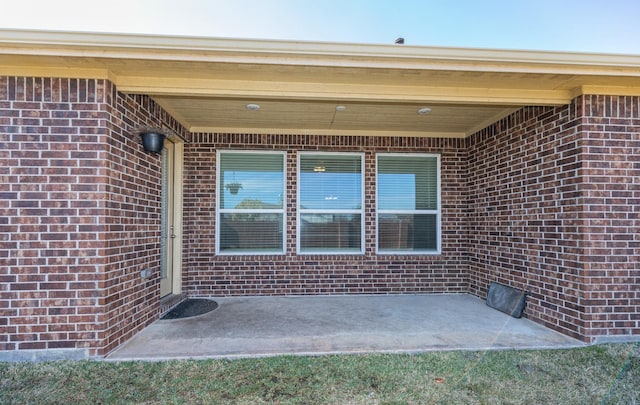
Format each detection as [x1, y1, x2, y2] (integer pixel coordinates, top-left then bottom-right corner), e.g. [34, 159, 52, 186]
[219, 213, 283, 252]
[220, 153, 284, 210]
[300, 214, 361, 252]
[378, 214, 437, 252]
[378, 156, 438, 210]
[218, 152, 285, 254]
[300, 155, 362, 210]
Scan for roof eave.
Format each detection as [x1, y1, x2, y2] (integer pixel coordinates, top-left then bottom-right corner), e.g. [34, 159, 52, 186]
[1, 28, 640, 76]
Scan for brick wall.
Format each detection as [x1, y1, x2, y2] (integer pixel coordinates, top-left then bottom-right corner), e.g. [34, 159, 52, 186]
[0, 76, 185, 357]
[1, 77, 108, 354]
[467, 96, 640, 342]
[183, 134, 469, 296]
[99, 86, 188, 355]
[579, 95, 640, 342]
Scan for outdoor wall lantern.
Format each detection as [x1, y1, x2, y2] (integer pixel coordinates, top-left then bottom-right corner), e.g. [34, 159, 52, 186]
[139, 129, 166, 153]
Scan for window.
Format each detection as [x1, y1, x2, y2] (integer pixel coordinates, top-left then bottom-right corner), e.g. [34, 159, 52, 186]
[298, 153, 364, 254]
[377, 154, 440, 254]
[217, 151, 285, 254]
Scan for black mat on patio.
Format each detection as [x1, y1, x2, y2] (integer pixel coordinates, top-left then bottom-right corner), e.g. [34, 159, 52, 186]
[161, 299, 218, 320]
[486, 282, 526, 318]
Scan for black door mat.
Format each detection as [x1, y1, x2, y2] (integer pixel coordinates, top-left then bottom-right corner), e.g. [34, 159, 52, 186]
[161, 299, 218, 320]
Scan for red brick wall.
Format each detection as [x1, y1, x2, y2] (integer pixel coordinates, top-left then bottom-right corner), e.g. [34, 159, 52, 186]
[0, 76, 185, 357]
[1, 77, 108, 354]
[467, 96, 639, 342]
[579, 95, 640, 342]
[99, 87, 188, 355]
[183, 134, 469, 296]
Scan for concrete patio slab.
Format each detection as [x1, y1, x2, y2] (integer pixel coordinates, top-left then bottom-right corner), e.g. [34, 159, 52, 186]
[107, 294, 584, 361]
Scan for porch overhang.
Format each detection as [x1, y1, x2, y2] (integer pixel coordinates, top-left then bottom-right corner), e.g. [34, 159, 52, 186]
[2, 29, 640, 137]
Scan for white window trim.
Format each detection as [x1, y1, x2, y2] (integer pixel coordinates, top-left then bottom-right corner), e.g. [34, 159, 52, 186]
[297, 151, 365, 255]
[376, 153, 442, 255]
[216, 150, 286, 255]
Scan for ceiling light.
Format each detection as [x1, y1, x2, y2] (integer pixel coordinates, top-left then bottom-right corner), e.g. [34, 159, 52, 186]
[245, 103, 261, 111]
[417, 107, 432, 115]
[313, 166, 326, 172]
[335, 105, 346, 112]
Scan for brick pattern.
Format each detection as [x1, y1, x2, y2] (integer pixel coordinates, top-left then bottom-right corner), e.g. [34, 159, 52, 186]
[467, 96, 640, 342]
[467, 104, 586, 339]
[183, 135, 469, 296]
[98, 87, 187, 355]
[1, 77, 109, 353]
[580, 95, 640, 341]
[0, 76, 186, 356]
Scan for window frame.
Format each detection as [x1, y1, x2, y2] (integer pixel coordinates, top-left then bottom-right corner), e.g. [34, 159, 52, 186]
[297, 151, 365, 255]
[216, 149, 286, 255]
[376, 153, 442, 255]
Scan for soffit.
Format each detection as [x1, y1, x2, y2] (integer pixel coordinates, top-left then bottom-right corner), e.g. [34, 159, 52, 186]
[2, 29, 640, 137]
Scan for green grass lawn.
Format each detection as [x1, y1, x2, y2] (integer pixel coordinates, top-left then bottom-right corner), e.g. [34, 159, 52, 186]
[1, 343, 638, 404]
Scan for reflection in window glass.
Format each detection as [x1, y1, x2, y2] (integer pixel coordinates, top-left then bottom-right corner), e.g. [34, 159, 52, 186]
[217, 151, 285, 254]
[300, 213, 362, 252]
[378, 214, 437, 251]
[298, 153, 363, 253]
[377, 154, 440, 253]
[220, 153, 284, 210]
[219, 213, 283, 251]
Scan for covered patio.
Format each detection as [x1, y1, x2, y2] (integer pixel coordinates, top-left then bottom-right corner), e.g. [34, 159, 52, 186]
[1, 29, 638, 360]
[108, 294, 582, 360]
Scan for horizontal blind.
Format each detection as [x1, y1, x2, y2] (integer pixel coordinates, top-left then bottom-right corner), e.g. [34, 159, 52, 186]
[299, 153, 363, 253]
[218, 151, 285, 254]
[378, 155, 438, 211]
[299, 154, 362, 210]
[377, 154, 440, 253]
[220, 152, 284, 210]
